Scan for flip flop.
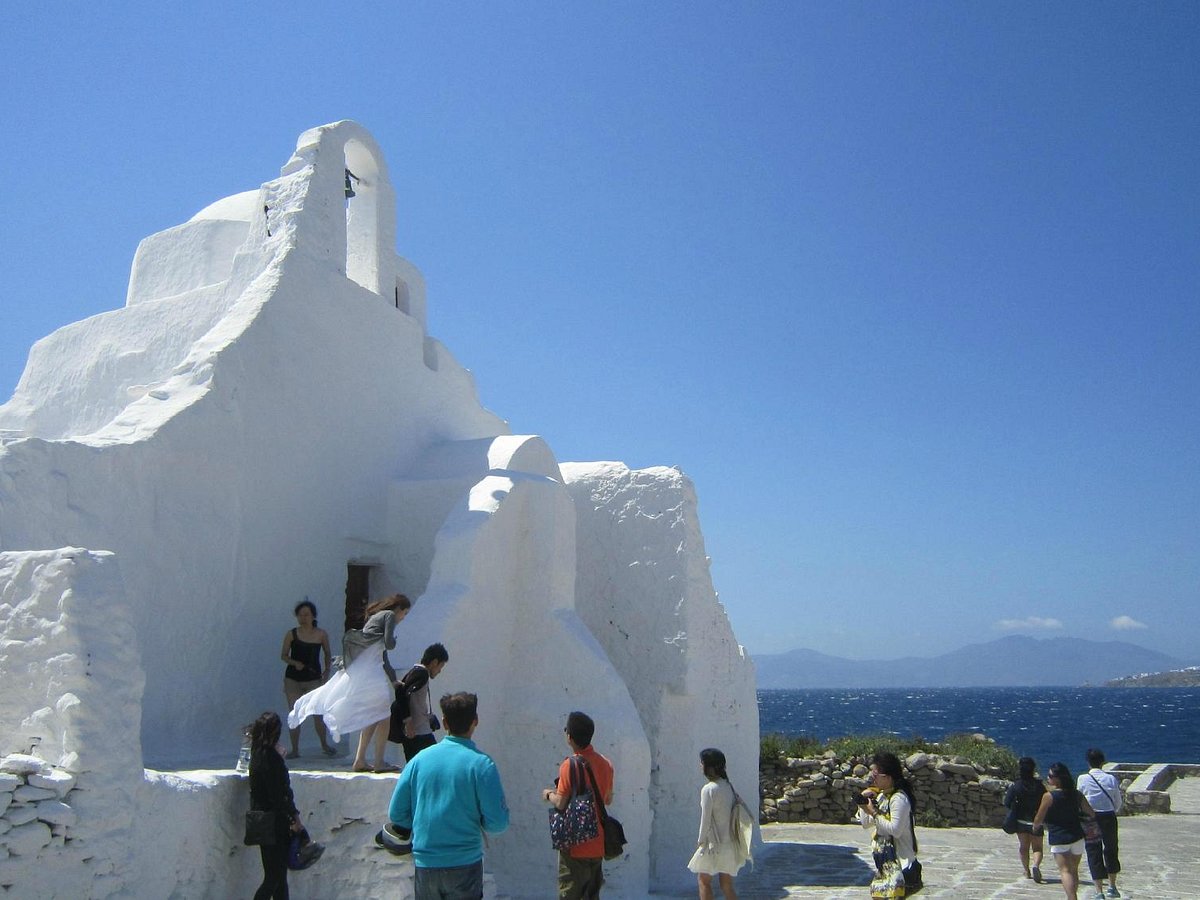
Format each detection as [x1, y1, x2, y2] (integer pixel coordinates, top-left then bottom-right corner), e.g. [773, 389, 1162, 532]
[322, 747, 338, 757]
[373, 763, 400, 773]
[285, 751, 300, 760]
[352, 763, 372, 772]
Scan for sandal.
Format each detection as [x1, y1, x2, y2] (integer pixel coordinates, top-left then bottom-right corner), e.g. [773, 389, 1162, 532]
[374, 763, 400, 773]
[321, 746, 338, 757]
[351, 762, 372, 772]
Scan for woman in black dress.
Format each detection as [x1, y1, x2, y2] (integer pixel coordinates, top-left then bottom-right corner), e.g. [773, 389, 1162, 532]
[248, 711, 302, 900]
[1003, 756, 1047, 881]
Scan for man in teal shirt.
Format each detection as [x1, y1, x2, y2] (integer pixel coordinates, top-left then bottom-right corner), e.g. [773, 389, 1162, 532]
[389, 691, 509, 899]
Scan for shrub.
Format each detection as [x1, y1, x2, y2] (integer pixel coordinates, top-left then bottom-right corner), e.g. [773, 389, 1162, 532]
[760, 730, 1018, 777]
[938, 732, 1018, 777]
[759, 733, 822, 762]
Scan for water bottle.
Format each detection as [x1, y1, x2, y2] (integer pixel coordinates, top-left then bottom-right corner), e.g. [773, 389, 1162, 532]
[236, 732, 251, 774]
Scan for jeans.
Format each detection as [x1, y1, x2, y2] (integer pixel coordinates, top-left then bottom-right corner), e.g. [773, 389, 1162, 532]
[414, 860, 484, 900]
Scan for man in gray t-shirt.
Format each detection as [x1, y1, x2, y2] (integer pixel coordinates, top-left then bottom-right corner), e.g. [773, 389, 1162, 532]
[391, 643, 449, 762]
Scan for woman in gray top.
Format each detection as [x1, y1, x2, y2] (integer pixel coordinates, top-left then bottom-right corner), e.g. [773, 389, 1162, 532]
[288, 593, 410, 772]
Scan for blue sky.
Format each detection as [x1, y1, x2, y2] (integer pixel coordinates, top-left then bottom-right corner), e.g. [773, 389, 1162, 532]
[3, 3, 1197, 662]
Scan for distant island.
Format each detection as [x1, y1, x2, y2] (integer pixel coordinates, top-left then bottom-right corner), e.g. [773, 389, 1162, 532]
[1105, 667, 1200, 687]
[754, 635, 1195, 689]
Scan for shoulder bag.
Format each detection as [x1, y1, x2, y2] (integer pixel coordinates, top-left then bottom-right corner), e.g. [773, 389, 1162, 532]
[582, 757, 627, 860]
[244, 809, 277, 846]
[548, 756, 599, 850]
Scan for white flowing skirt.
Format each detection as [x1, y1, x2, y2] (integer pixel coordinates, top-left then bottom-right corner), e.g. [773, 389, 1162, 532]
[287, 642, 392, 741]
[687, 840, 749, 877]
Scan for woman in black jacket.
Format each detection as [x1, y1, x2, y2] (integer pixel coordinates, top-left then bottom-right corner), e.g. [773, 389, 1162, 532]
[1003, 756, 1047, 881]
[248, 711, 301, 900]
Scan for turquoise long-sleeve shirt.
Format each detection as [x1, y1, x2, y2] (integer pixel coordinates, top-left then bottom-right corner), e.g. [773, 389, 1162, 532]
[389, 735, 510, 868]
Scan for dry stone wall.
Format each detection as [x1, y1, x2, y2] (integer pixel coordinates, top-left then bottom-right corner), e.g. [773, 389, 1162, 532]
[760, 751, 1011, 828]
[0, 754, 78, 875]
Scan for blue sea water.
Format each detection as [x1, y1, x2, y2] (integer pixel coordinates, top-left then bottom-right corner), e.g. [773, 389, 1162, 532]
[758, 687, 1200, 769]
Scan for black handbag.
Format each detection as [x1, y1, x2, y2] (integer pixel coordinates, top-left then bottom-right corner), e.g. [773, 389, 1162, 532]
[581, 758, 627, 860]
[244, 809, 277, 846]
[1001, 806, 1019, 834]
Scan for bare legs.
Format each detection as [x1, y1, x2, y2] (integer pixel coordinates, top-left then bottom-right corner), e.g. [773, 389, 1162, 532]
[1018, 830, 1044, 878]
[697, 873, 737, 900]
[1052, 849, 1082, 900]
[284, 680, 334, 757]
[352, 718, 391, 771]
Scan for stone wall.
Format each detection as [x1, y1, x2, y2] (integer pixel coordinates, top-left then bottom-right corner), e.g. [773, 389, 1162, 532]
[760, 751, 1011, 828]
[0, 754, 78, 874]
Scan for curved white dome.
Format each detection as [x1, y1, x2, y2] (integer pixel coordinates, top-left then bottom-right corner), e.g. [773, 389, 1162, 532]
[189, 189, 260, 223]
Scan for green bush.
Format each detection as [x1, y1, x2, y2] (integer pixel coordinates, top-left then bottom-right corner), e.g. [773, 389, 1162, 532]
[938, 732, 1018, 777]
[760, 730, 1018, 777]
[759, 733, 822, 762]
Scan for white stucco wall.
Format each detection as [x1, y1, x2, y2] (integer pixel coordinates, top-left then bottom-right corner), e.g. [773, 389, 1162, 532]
[562, 461, 760, 893]
[0, 122, 756, 899]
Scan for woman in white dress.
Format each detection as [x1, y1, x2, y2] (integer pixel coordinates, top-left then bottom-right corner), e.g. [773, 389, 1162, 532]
[288, 593, 410, 772]
[687, 747, 752, 900]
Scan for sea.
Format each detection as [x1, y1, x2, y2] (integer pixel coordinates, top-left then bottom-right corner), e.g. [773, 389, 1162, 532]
[758, 687, 1200, 770]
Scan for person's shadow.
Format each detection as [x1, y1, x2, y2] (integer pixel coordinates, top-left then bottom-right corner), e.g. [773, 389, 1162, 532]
[739, 841, 875, 896]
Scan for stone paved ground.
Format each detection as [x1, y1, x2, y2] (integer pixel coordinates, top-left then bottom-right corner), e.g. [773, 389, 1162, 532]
[657, 776, 1200, 899]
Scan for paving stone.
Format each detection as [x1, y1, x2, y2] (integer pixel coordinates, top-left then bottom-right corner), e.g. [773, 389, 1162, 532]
[654, 793, 1194, 898]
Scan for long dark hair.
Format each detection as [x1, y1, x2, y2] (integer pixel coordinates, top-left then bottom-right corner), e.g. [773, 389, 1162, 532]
[872, 751, 917, 813]
[248, 711, 282, 769]
[700, 747, 728, 781]
[1018, 756, 1040, 785]
[1048, 762, 1079, 802]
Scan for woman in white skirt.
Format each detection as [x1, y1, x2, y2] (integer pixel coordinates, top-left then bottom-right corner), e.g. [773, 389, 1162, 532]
[688, 747, 752, 900]
[288, 593, 410, 772]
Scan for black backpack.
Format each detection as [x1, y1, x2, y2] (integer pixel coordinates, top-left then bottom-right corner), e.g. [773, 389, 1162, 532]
[387, 666, 430, 741]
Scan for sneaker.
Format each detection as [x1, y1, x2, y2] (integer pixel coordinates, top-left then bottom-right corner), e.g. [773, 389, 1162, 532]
[1106, 888, 1121, 898]
[1032, 865, 1042, 883]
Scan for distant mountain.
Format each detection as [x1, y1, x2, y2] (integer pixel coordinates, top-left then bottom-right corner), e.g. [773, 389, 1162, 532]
[754, 636, 1191, 689]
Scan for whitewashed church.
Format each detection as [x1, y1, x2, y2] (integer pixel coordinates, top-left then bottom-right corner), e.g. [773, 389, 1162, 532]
[0, 121, 757, 898]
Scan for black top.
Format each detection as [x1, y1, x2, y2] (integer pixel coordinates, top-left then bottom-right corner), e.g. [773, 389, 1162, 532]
[285, 629, 323, 682]
[249, 749, 299, 839]
[1042, 789, 1085, 845]
[1004, 778, 1046, 820]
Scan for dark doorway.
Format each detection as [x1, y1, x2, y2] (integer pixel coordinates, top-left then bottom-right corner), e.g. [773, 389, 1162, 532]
[344, 564, 371, 631]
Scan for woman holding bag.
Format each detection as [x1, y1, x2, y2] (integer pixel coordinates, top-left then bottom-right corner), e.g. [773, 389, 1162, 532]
[857, 752, 921, 898]
[1031, 762, 1094, 900]
[687, 747, 752, 900]
[1003, 756, 1047, 881]
[247, 711, 302, 900]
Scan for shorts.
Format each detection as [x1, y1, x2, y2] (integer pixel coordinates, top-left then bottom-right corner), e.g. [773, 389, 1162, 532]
[1050, 838, 1085, 856]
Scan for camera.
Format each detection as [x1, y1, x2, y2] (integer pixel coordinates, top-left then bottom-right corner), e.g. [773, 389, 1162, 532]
[854, 793, 871, 806]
